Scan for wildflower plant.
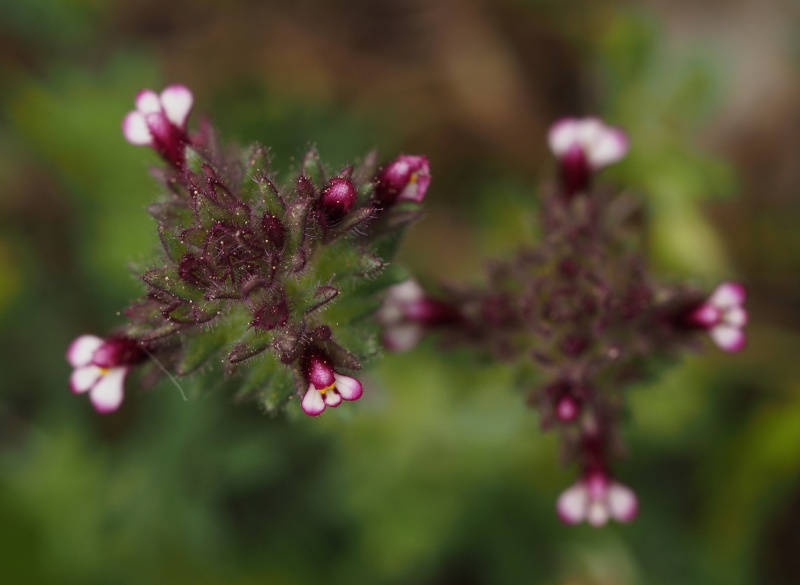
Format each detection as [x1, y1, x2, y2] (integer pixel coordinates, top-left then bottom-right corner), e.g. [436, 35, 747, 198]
[68, 89, 745, 526]
[70, 84, 428, 416]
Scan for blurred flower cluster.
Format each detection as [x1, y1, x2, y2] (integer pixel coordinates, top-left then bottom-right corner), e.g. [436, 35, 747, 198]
[379, 117, 748, 525]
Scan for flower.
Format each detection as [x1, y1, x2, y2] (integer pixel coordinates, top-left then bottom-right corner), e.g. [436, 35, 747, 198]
[301, 353, 363, 416]
[67, 335, 144, 413]
[373, 155, 431, 205]
[548, 117, 628, 197]
[122, 85, 194, 167]
[685, 281, 748, 352]
[376, 280, 459, 352]
[557, 471, 638, 526]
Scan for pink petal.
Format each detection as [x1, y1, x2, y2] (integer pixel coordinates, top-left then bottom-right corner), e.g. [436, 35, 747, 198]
[548, 118, 581, 157]
[135, 90, 161, 114]
[333, 373, 362, 401]
[710, 325, 745, 352]
[301, 385, 326, 416]
[690, 303, 721, 327]
[383, 323, 424, 352]
[709, 282, 746, 309]
[160, 84, 193, 128]
[122, 111, 153, 145]
[607, 482, 638, 522]
[70, 365, 101, 394]
[67, 335, 103, 367]
[323, 390, 343, 408]
[557, 483, 588, 524]
[89, 367, 127, 413]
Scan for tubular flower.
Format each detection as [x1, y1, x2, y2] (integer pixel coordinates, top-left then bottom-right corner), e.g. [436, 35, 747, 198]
[67, 335, 145, 413]
[685, 281, 748, 352]
[377, 280, 459, 352]
[548, 117, 628, 197]
[301, 354, 363, 417]
[122, 84, 194, 167]
[557, 471, 638, 527]
[373, 155, 431, 205]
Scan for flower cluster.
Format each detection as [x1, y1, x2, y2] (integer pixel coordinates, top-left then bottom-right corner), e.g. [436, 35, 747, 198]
[68, 85, 430, 416]
[376, 117, 747, 525]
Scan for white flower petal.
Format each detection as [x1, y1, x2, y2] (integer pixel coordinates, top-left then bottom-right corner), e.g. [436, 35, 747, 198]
[70, 365, 101, 394]
[301, 385, 326, 416]
[67, 335, 103, 367]
[557, 483, 588, 524]
[122, 111, 154, 145]
[323, 390, 342, 408]
[586, 126, 628, 168]
[710, 325, 745, 352]
[89, 367, 127, 413]
[587, 500, 610, 527]
[383, 323, 424, 352]
[160, 84, 193, 127]
[725, 306, 748, 328]
[333, 373, 362, 401]
[135, 90, 161, 114]
[548, 118, 581, 157]
[607, 482, 638, 522]
[709, 282, 746, 309]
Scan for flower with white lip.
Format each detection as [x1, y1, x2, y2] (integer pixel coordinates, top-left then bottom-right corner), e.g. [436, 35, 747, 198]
[67, 335, 143, 413]
[548, 117, 628, 197]
[686, 281, 748, 352]
[557, 471, 638, 527]
[377, 280, 459, 352]
[548, 117, 629, 170]
[122, 84, 194, 166]
[301, 353, 363, 416]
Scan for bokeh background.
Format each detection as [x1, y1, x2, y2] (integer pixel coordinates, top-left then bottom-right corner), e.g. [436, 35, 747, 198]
[1, 0, 799, 583]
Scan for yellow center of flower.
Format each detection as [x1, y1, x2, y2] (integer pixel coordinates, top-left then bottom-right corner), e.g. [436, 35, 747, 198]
[99, 367, 110, 375]
[318, 382, 335, 395]
[409, 173, 418, 184]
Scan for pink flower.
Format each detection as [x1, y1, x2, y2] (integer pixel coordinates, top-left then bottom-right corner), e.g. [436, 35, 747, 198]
[67, 335, 144, 413]
[122, 85, 194, 167]
[376, 280, 459, 352]
[373, 155, 431, 205]
[686, 282, 748, 352]
[301, 354, 363, 416]
[548, 117, 628, 197]
[557, 471, 638, 527]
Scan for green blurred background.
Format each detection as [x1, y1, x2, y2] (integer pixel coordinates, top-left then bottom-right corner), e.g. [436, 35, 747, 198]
[1, 0, 799, 583]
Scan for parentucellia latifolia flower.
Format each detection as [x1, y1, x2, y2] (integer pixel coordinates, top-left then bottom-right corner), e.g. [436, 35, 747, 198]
[122, 84, 194, 167]
[548, 117, 629, 197]
[377, 280, 460, 352]
[301, 353, 363, 416]
[67, 335, 145, 413]
[685, 281, 748, 352]
[373, 155, 431, 205]
[557, 471, 638, 527]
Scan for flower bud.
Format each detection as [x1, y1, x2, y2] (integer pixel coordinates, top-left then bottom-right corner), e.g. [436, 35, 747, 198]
[373, 155, 431, 205]
[319, 177, 357, 223]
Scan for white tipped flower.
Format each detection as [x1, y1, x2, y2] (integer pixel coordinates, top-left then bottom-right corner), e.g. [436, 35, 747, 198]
[548, 117, 629, 170]
[557, 472, 638, 527]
